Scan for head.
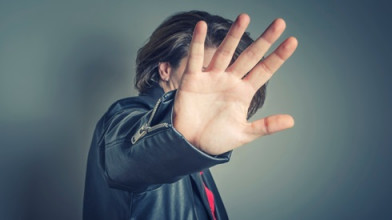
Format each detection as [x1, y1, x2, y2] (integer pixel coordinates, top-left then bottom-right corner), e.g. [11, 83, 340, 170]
[135, 10, 266, 119]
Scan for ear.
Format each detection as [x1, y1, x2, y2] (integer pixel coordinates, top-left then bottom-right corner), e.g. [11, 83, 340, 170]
[158, 62, 172, 81]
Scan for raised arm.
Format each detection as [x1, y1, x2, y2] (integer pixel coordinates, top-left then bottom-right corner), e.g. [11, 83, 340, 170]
[103, 93, 231, 192]
[103, 14, 297, 191]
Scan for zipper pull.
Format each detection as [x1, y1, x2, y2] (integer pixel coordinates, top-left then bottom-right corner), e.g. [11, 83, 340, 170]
[131, 123, 169, 144]
[146, 123, 169, 133]
[131, 124, 147, 144]
[131, 98, 167, 144]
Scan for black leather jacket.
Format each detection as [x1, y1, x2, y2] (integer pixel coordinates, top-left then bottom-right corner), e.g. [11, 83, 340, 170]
[83, 85, 231, 220]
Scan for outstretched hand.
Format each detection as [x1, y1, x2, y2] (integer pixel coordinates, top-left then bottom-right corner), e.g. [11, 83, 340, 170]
[173, 14, 298, 155]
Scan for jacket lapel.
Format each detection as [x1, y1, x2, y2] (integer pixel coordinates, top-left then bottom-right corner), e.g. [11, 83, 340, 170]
[201, 170, 229, 220]
[190, 172, 215, 220]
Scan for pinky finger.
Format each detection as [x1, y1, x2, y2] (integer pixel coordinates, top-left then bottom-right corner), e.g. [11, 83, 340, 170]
[186, 21, 207, 74]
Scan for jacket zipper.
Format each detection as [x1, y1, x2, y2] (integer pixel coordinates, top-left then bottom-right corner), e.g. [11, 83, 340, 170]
[131, 98, 169, 144]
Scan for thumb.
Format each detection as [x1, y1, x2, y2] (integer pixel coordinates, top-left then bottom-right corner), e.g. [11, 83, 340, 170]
[248, 114, 295, 139]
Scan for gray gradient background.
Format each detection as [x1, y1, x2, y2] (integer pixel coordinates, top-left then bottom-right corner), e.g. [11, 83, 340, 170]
[1, 0, 391, 219]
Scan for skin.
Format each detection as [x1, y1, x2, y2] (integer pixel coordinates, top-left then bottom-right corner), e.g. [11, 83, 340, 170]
[159, 14, 298, 155]
[159, 48, 217, 92]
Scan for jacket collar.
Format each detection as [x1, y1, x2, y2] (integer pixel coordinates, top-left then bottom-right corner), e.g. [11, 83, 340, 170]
[106, 84, 165, 119]
[139, 83, 165, 102]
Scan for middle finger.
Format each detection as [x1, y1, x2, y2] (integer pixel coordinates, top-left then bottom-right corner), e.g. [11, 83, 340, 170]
[227, 18, 286, 78]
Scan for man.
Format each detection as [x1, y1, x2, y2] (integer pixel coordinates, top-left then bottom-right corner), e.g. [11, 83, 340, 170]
[83, 10, 297, 219]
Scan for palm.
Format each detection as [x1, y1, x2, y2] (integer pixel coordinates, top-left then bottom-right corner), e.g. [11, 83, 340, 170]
[173, 15, 298, 155]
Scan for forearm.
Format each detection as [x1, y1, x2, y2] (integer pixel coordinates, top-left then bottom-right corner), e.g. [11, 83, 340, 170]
[103, 91, 231, 191]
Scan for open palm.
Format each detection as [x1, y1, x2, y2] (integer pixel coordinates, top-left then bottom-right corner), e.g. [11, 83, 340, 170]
[173, 14, 298, 155]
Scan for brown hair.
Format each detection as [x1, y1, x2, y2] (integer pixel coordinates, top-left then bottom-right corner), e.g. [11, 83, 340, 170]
[135, 10, 267, 119]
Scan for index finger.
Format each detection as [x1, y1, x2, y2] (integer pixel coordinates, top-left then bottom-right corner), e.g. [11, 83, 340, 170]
[244, 36, 298, 90]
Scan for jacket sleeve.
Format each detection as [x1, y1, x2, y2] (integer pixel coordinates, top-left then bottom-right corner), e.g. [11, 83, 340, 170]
[103, 90, 232, 192]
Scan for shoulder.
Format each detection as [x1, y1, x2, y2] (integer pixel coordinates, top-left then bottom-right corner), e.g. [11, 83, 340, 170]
[105, 85, 165, 118]
[92, 95, 157, 143]
[105, 95, 155, 119]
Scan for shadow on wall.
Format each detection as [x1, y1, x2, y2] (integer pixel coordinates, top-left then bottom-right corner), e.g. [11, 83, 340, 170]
[1, 32, 135, 220]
